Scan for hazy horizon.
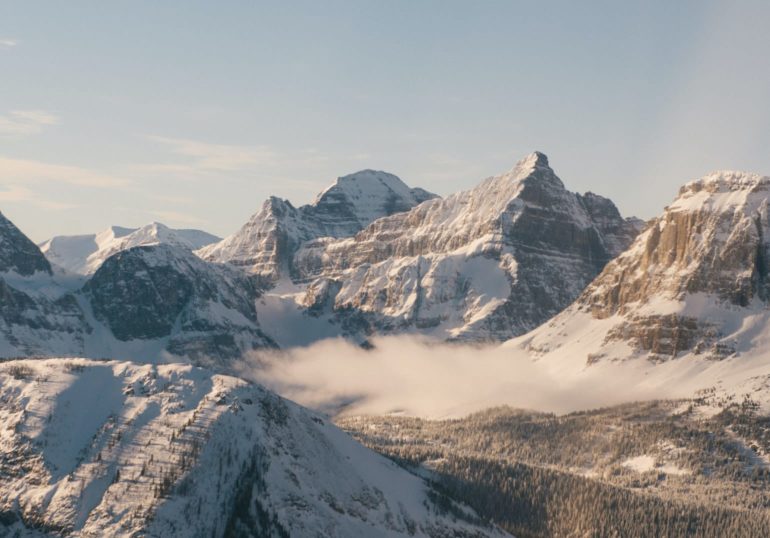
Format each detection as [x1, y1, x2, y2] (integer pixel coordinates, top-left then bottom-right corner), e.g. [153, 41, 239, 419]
[2, 0, 770, 242]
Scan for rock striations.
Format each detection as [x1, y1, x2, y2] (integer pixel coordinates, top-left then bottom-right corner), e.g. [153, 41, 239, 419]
[0, 155, 641, 360]
[287, 152, 642, 343]
[197, 169, 437, 281]
[512, 169, 770, 364]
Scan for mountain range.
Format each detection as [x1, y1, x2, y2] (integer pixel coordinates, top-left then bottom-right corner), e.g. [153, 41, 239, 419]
[4, 152, 770, 537]
[0, 153, 642, 360]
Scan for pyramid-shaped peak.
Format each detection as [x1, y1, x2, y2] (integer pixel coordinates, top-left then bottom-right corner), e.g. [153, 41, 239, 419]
[516, 151, 550, 170]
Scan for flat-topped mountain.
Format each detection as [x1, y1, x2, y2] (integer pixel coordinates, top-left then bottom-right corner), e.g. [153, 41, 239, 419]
[510, 168, 770, 367]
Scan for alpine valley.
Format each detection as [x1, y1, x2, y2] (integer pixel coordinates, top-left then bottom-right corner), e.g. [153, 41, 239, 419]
[3, 153, 770, 537]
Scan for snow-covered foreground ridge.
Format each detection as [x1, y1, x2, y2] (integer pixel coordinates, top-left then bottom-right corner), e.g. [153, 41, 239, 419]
[0, 358, 505, 537]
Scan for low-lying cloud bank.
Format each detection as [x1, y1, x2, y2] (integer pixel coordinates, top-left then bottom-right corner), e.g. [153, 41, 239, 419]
[236, 336, 693, 419]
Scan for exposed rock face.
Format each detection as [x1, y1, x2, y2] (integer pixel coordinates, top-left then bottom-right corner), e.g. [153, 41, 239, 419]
[197, 170, 437, 280]
[600, 315, 730, 361]
[516, 169, 770, 364]
[0, 278, 88, 357]
[84, 244, 275, 364]
[0, 211, 51, 276]
[581, 171, 770, 319]
[289, 152, 642, 343]
[579, 192, 646, 259]
[40, 222, 221, 275]
[0, 212, 88, 357]
[0, 154, 641, 358]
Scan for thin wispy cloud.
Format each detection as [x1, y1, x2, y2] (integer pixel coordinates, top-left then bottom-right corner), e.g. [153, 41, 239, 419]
[147, 135, 276, 172]
[147, 209, 205, 226]
[0, 156, 129, 187]
[0, 109, 60, 137]
[0, 184, 77, 210]
[0, 39, 17, 49]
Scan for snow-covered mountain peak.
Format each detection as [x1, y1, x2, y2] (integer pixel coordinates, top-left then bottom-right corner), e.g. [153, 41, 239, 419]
[687, 169, 768, 191]
[309, 169, 438, 229]
[314, 169, 410, 204]
[669, 170, 770, 216]
[94, 225, 134, 246]
[577, 172, 769, 319]
[198, 170, 437, 279]
[512, 150, 550, 172]
[477, 151, 565, 203]
[288, 153, 641, 344]
[40, 223, 220, 275]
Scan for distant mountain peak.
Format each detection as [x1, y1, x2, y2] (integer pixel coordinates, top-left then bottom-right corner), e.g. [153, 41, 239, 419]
[516, 150, 550, 170]
[288, 152, 641, 345]
[40, 223, 220, 275]
[199, 169, 437, 279]
[313, 169, 409, 203]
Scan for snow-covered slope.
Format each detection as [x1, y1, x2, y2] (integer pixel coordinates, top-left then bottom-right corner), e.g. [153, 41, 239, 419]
[277, 152, 642, 344]
[197, 170, 437, 280]
[506, 168, 770, 396]
[40, 223, 220, 275]
[0, 358, 506, 538]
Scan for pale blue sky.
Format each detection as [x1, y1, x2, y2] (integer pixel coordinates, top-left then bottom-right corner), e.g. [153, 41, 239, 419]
[1, 1, 769, 241]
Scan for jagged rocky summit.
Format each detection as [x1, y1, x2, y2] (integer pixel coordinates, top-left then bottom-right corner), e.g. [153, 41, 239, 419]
[197, 169, 437, 281]
[261, 152, 642, 345]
